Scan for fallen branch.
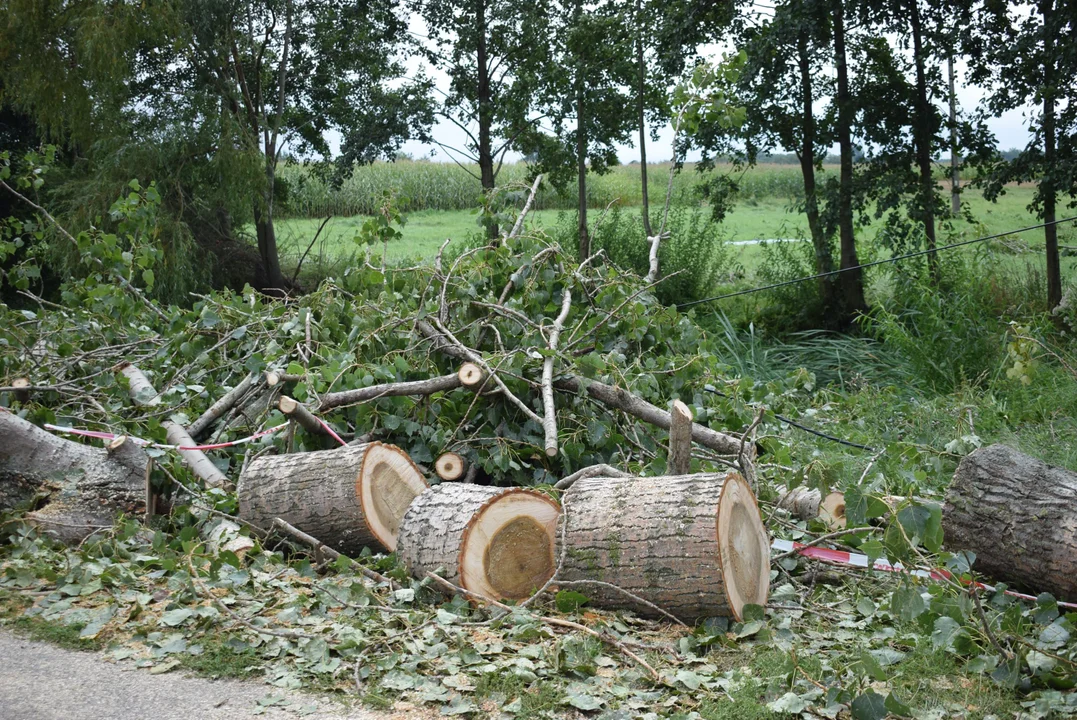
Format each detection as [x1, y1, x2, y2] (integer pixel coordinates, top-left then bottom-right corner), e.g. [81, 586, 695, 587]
[272, 518, 395, 587]
[507, 174, 543, 241]
[542, 288, 573, 456]
[553, 464, 632, 491]
[187, 373, 259, 439]
[279, 395, 329, 438]
[667, 400, 693, 474]
[317, 371, 477, 412]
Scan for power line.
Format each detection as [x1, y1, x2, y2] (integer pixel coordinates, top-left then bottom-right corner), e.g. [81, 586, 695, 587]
[678, 216, 1077, 310]
[702, 387, 877, 451]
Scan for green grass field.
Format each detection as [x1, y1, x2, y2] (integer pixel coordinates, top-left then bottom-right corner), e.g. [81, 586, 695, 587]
[274, 181, 1077, 285]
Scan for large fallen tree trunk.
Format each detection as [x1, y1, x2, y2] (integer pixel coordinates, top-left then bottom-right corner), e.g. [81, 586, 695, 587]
[0, 409, 148, 543]
[397, 483, 560, 601]
[558, 471, 770, 621]
[415, 320, 746, 457]
[237, 442, 427, 555]
[944, 444, 1077, 602]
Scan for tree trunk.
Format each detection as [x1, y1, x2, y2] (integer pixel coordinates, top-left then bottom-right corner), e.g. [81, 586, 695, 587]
[635, 0, 652, 238]
[476, 0, 498, 239]
[0, 410, 149, 543]
[943, 444, 1077, 601]
[832, 0, 867, 320]
[575, 0, 590, 259]
[558, 472, 770, 621]
[777, 486, 846, 529]
[255, 204, 286, 292]
[948, 52, 960, 216]
[237, 442, 427, 554]
[909, 0, 939, 283]
[796, 29, 837, 313]
[1041, 0, 1062, 309]
[396, 483, 560, 601]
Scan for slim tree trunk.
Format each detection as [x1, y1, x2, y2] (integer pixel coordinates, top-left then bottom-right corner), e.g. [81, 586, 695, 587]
[1041, 0, 1062, 309]
[909, 0, 939, 283]
[476, 0, 498, 239]
[255, 166, 286, 292]
[575, 0, 590, 259]
[636, 0, 652, 237]
[832, 0, 867, 319]
[797, 30, 837, 313]
[948, 52, 960, 216]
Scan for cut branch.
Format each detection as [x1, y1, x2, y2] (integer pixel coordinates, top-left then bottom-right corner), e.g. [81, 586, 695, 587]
[667, 400, 693, 474]
[188, 373, 258, 439]
[542, 289, 572, 456]
[318, 372, 466, 412]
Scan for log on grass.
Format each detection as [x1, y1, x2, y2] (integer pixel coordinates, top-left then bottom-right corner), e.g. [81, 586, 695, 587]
[237, 442, 427, 554]
[0, 409, 148, 543]
[559, 472, 770, 621]
[944, 444, 1077, 601]
[777, 486, 846, 529]
[397, 483, 560, 601]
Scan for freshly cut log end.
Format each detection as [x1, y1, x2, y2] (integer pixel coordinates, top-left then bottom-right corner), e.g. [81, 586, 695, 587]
[820, 492, 846, 528]
[457, 363, 484, 387]
[560, 472, 769, 621]
[237, 441, 427, 555]
[435, 452, 466, 481]
[778, 487, 847, 529]
[397, 484, 560, 602]
[11, 378, 30, 403]
[944, 444, 1077, 602]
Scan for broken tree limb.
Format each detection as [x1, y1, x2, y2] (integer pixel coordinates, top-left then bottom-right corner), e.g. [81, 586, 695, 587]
[0, 410, 148, 543]
[668, 400, 693, 474]
[118, 363, 161, 406]
[553, 464, 632, 491]
[188, 373, 258, 439]
[944, 444, 1077, 601]
[238, 442, 428, 554]
[278, 395, 327, 437]
[317, 372, 469, 412]
[164, 421, 230, 491]
[457, 362, 484, 387]
[559, 471, 770, 621]
[507, 174, 543, 241]
[416, 320, 745, 456]
[397, 483, 560, 602]
[272, 518, 394, 587]
[776, 487, 846, 529]
[542, 288, 572, 457]
[435, 452, 466, 481]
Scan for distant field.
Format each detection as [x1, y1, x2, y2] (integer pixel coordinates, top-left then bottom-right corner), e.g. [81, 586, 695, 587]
[274, 181, 1077, 282]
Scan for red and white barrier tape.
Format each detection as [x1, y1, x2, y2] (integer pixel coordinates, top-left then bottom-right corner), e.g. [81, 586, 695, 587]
[772, 538, 1077, 610]
[44, 423, 288, 451]
[314, 416, 347, 447]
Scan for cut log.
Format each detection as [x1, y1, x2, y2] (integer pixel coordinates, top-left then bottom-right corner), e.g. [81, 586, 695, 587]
[118, 363, 160, 406]
[559, 472, 770, 621]
[944, 444, 1077, 602]
[278, 395, 328, 437]
[237, 442, 427, 555]
[11, 378, 31, 404]
[164, 422, 230, 491]
[396, 483, 560, 601]
[457, 363, 484, 387]
[777, 487, 847, 529]
[435, 452, 466, 481]
[318, 371, 473, 412]
[188, 373, 258, 439]
[668, 400, 693, 475]
[0, 410, 149, 543]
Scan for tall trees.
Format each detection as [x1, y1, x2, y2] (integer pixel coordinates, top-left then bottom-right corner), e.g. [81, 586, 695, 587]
[966, 0, 1077, 309]
[416, 0, 550, 236]
[182, 0, 431, 291]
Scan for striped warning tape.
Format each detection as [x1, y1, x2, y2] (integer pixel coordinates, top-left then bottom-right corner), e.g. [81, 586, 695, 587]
[44, 423, 288, 452]
[772, 538, 1077, 610]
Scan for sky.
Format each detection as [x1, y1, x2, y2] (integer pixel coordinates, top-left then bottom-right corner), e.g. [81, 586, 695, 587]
[341, 13, 1037, 166]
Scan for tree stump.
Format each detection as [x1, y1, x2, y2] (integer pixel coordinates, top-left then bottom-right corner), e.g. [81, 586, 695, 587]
[559, 471, 770, 621]
[0, 410, 149, 543]
[237, 442, 427, 555]
[396, 483, 561, 601]
[944, 444, 1077, 601]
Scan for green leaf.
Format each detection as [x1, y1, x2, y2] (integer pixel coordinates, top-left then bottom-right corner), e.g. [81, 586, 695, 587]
[851, 690, 888, 720]
[555, 590, 590, 613]
[159, 608, 194, 627]
[767, 692, 808, 714]
[885, 691, 914, 717]
[562, 692, 603, 711]
[890, 586, 926, 621]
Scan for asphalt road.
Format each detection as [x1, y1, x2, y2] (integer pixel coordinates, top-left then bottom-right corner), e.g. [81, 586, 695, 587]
[0, 630, 392, 720]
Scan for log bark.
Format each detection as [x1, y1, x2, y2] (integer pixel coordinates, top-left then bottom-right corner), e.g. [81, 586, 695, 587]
[415, 320, 745, 456]
[0, 410, 149, 543]
[237, 442, 427, 554]
[435, 452, 466, 481]
[278, 395, 328, 437]
[944, 444, 1077, 601]
[396, 483, 560, 601]
[777, 487, 846, 529]
[164, 422, 230, 491]
[119, 363, 160, 406]
[668, 400, 693, 475]
[559, 471, 770, 621]
[317, 373, 465, 412]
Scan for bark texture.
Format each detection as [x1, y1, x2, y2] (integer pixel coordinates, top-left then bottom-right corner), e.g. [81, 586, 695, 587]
[237, 442, 426, 555]
[0, 410, 148, 542]
[944, 444, 1077, 601]
[397, 483, 560, 601]
[559, 472, 769, 621]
